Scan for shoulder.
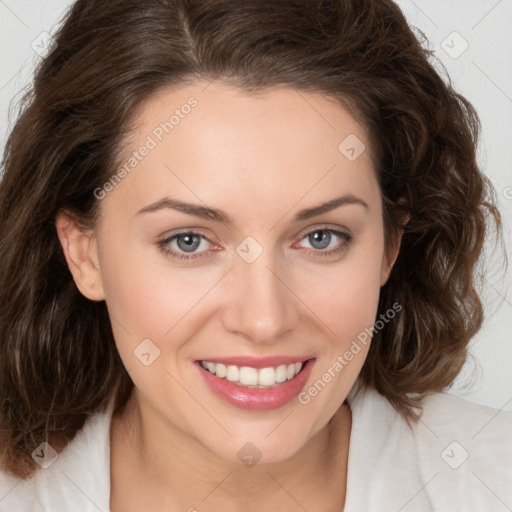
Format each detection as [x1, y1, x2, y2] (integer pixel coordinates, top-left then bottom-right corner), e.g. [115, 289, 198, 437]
[345, 383, 512, 511]
[0, 399, 115, 512]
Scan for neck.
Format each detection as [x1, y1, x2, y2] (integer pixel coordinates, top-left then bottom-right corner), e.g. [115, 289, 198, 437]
[110, 390, 352, 512]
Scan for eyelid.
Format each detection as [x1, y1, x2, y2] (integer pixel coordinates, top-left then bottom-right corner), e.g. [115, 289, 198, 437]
[158, 227, 218, 245]
[294, 223, 351, 241]
[158, 223, 350, 245]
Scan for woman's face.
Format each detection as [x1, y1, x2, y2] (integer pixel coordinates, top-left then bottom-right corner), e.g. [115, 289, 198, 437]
[78, 80, 398, 464]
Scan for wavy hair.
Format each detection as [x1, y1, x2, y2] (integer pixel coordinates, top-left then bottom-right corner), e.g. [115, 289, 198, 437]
[0, 0, 501, 479]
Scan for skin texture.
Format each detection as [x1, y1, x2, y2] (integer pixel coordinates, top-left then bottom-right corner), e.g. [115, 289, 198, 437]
[56, 80, 402, 511]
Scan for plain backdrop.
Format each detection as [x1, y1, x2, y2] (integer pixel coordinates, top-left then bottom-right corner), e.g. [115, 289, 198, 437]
[1, 0, 511, 411]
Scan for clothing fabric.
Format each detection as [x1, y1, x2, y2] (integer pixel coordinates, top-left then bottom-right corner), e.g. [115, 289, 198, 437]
[1, 385, 511, 511]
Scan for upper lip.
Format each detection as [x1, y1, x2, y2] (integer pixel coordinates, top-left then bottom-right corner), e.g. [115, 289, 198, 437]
[197, 356, 314, 369]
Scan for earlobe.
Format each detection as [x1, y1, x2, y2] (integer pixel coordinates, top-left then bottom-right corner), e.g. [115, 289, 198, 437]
[55, 210, 105, 301]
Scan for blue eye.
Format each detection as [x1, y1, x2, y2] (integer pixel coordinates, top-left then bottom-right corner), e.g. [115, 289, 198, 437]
[157, 227, 352, 261]
[294, 228, 352, 259]
[158, 232, 212, 260]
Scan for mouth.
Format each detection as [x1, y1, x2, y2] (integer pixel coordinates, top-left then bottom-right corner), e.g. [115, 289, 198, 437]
[195, 356, 315, 410]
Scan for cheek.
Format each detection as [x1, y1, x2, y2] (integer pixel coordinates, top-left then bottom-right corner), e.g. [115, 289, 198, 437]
[97, 234, 236, 400]
[97, 243, 208, 402]
[292, 247, 382, 430]
[98, 230, 207, 336]
[301, 242, 384, 343]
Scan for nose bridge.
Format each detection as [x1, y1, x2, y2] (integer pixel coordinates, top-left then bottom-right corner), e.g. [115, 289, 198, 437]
[222, 243, 300, 343]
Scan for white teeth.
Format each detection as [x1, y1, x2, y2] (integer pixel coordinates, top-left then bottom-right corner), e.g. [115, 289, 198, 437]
[239, 367, 258, 386]
[258, 367, 276, 386]
[226, 365, 239, 382]
[215, 363, 227, 378]
[200, 360, 304, 388]
[275, 364, 288, 383]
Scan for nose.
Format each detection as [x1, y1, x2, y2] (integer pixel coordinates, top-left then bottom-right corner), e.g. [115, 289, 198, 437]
[221, 250, 301, 345]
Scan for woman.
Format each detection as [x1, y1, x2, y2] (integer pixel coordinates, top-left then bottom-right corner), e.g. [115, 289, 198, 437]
[0, 0, 510, 510]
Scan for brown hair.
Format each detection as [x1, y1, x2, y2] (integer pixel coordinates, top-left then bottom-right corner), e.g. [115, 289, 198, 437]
[0, 0, 501, 479]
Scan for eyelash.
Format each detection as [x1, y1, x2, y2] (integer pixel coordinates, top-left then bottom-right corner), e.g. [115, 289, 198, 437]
[157, 226, 352, 262]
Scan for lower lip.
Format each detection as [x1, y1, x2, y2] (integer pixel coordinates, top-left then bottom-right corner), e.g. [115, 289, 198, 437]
[195, 359, 315, 411]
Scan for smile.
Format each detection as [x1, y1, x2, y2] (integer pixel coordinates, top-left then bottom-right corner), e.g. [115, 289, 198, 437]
[199, 360, 303, 388]
[196, 357, 315, 410]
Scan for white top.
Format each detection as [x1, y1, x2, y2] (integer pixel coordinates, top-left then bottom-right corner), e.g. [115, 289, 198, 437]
[1, 385, 511, 511]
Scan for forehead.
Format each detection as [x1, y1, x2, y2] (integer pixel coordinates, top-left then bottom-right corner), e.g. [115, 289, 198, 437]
[102, 80, 380, 223]
[129, 80, 368, 153]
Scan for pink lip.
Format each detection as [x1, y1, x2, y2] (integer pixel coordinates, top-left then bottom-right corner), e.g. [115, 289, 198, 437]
[197, 355, 313, 369]
[195, 358, 316, 411]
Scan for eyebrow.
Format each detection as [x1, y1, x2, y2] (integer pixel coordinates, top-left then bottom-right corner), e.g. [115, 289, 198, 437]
[135, 194, 369, 224]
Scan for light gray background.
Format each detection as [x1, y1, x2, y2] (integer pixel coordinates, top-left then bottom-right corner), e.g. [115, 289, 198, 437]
[1, 0, 511, 410]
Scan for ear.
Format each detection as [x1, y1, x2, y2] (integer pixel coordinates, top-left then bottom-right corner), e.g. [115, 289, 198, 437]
[55, 210, 105, 301]
[380, 213, 410, 287]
